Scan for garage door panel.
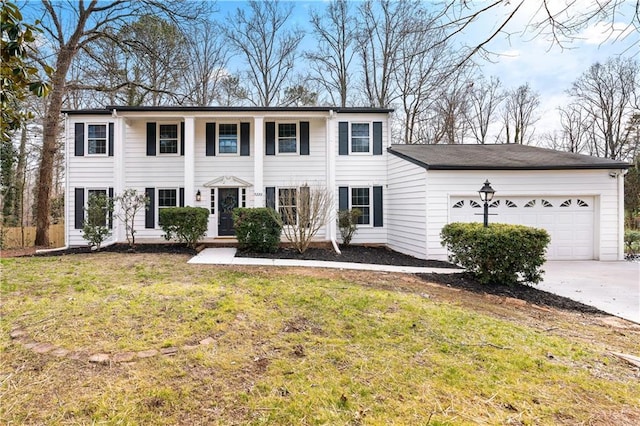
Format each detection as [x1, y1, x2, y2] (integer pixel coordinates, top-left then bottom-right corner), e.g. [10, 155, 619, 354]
[449, 196, 594, 260]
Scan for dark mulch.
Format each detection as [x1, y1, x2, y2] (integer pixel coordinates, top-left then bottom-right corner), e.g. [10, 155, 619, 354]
[13, 243, 605, 315]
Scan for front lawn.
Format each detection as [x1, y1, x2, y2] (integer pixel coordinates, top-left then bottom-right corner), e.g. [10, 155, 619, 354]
[1, 253, 639, 425]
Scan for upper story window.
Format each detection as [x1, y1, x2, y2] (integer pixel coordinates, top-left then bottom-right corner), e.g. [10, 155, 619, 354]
[351, 123, 370, 153]
[159, 124, 179, 154]
[219, 123, 238, 154]
[87, 124, 107, 155]
[351, 187, 370, 225]
[278, 123, 297, 154]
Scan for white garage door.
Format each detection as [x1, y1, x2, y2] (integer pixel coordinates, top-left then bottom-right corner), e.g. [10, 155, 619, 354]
[449, 196, 595, 260]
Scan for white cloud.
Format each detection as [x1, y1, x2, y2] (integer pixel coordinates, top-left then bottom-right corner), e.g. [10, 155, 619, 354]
[578, 21, 637, 45]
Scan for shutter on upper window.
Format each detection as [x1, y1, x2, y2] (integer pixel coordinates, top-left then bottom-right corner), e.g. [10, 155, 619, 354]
[339, 187, 349, 211]
[146, 123, 156, 156]
[206, 122, 216, 156]
[180, 122, 185, 156]
[338, 122, 348, 155]
[179, 188, 185, 207]
[108, 122, 114, 157]
[300, 121, 310, 155]
[265, 122, 275, 155]
[266, 187, 276, 209]
[145, 188, 155, 228]
[373, 186, 383, 227]
[240, 122, 250, 156]
[74, 123, 84, 156]
[373, 121, 382, 155]
[108, 187, 114, 229]
[74, 188, 84, 229]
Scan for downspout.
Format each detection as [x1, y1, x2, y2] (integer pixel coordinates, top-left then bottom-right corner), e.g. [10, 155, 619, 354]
[327, 109, 340, 254]
[618, 169, 627, 260]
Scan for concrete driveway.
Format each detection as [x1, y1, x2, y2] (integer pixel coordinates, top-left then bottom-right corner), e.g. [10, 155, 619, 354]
[535, 261, 640, 323]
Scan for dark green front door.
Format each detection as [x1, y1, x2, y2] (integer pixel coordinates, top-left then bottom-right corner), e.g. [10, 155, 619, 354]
[218, 188, 239, 236]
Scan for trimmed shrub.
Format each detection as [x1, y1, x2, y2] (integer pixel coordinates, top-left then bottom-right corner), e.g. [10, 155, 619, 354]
[233, 207, 282, 253]
[337, 208, 361, 246]
[441, 222, 550, 286]
[159, 207, 209, 248]
[82, 192, 114, 251]
[625, 229, 640, 255]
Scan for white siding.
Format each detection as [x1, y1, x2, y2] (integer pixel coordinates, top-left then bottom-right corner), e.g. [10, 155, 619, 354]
[425, 169, 622, 261]
[386, 155, 428, 259]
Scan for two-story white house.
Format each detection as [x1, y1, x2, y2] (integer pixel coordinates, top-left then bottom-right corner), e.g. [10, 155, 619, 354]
[64, 106, 629, 261]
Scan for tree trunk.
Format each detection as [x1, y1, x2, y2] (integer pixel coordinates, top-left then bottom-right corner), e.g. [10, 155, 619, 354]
[34, 47, 75, 246]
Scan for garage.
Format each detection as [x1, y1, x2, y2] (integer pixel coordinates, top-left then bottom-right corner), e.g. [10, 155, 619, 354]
[449, 196, 595, 260]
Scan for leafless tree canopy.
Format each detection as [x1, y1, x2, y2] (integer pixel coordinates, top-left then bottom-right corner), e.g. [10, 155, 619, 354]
[501, 84, 540, 145]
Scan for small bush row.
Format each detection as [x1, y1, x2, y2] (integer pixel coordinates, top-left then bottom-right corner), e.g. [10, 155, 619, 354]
[441, 222, 550, 286]
[233, 207, 282, 253]
[159, 207, 209, 248]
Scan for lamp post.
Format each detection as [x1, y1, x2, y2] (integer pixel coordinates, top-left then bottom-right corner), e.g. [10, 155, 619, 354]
[478, 180, 495, 227]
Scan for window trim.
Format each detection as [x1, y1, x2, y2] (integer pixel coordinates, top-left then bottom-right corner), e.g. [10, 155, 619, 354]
[276, 122, 299, 155]
[217, 122, 240, 156]
[278, 187, 298, 226]
[86, 123, 108, 156]
[349, 122, 371, 155]
[86, 188, 109, 226]
[350, 186, 371, 226]
[157, 122, 180, 156]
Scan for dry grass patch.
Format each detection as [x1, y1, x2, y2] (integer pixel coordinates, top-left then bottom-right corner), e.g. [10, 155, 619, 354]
[1, 253, 639, 425]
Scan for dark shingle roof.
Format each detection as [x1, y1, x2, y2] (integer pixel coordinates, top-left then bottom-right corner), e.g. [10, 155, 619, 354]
[388, 144, 630, 170]
[63, 106, 394, 114]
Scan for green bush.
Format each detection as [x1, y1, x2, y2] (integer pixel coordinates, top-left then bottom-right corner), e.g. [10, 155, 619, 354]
[337, 208, 361, 246]
[625, 229, 640, 255]
[159, 207, 209, 248]
[233, 207, 282, 253]
[82, 192, 113, 251]
[441, 222, 550, 286]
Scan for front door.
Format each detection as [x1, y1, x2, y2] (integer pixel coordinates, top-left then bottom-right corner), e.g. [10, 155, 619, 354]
[218, 188, 239, 236]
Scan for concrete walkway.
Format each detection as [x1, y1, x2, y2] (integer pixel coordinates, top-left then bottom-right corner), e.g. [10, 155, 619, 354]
[535, 261, 640, 324]
[189, 249, 640, 323]
[187, 248, 464, 274]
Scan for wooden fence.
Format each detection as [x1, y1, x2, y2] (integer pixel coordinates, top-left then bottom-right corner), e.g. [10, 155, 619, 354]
[1, 224, 65, 249]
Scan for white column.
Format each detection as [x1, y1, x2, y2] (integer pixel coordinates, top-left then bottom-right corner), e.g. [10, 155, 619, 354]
[114, 115, 126, 242]
[184, 116, 195, 206]
[326, 111, 337, 241]
[253, 116, 264, 207]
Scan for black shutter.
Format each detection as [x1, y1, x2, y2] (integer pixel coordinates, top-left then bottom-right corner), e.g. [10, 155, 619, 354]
[339, 186, 349, 211]
[180, 122, 185, 156]
[108, 187, 114, 229]
[373, 121, 383, 155]
[74, 123, 84, 156]
[338, 122, 348, 155]
[300, 121, 309, 155]
[266, 187, 276, 209]
[240, 122, 250, 156]
[373, 186, 383, 227]
[206, 122, 216, 156]
[179, 188, 185, 207]
[265, 122, 275, 155]
[74, 188, 84, 229]
[145, 187, 155, 228]
[146, 123, 156, 156]
[108, 122, 114, 157]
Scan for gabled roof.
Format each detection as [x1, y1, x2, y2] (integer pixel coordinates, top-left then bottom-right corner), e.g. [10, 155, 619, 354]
[62, 106, 394, 115]
[388, 144, 630, 170]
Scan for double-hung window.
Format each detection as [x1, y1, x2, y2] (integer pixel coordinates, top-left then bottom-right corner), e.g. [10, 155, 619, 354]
[351, 187, 370, 225]
[278, 123, 297, 153]
[351, 123, 370, 153]
[219, 123, 238, 154]
[87, 124, 107, 155]
[159, 124, 179, 154]
[87, 189, 108, 226]
[278, 188, 297, 225]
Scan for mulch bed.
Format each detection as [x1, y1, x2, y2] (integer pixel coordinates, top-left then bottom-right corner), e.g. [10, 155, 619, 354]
[5, 243, 607, 315]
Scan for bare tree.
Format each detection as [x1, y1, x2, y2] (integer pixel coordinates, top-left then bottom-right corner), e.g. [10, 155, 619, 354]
[279, 184, 333, 254]
[224, 0, 304, 106]
[567, 57, 639, 160]
[32, 0, 208, 246]
[465, 76, 505, 144]
[556, 102, 593, 153]
[427, 73, 475, 144]
[306, 0, 356, 107]
[501, 83, 540, 144]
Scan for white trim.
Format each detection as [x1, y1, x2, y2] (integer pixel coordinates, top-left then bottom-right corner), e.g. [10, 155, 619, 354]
[349, 121, 371, 155]
[217, 122, 240, 156]
[202, 175, 253, 188]
[157, 122, 181, 155]
[86, 123, 108, 156]
[276, 122, 299, 155]
[350, 186, 373, 227]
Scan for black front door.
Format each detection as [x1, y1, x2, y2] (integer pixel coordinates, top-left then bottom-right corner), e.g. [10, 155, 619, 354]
[218, 188, 239, 236]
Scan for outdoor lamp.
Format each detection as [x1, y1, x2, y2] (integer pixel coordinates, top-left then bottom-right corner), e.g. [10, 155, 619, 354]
[478, 180, 495, 227]
[195, 190, 202, 202]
